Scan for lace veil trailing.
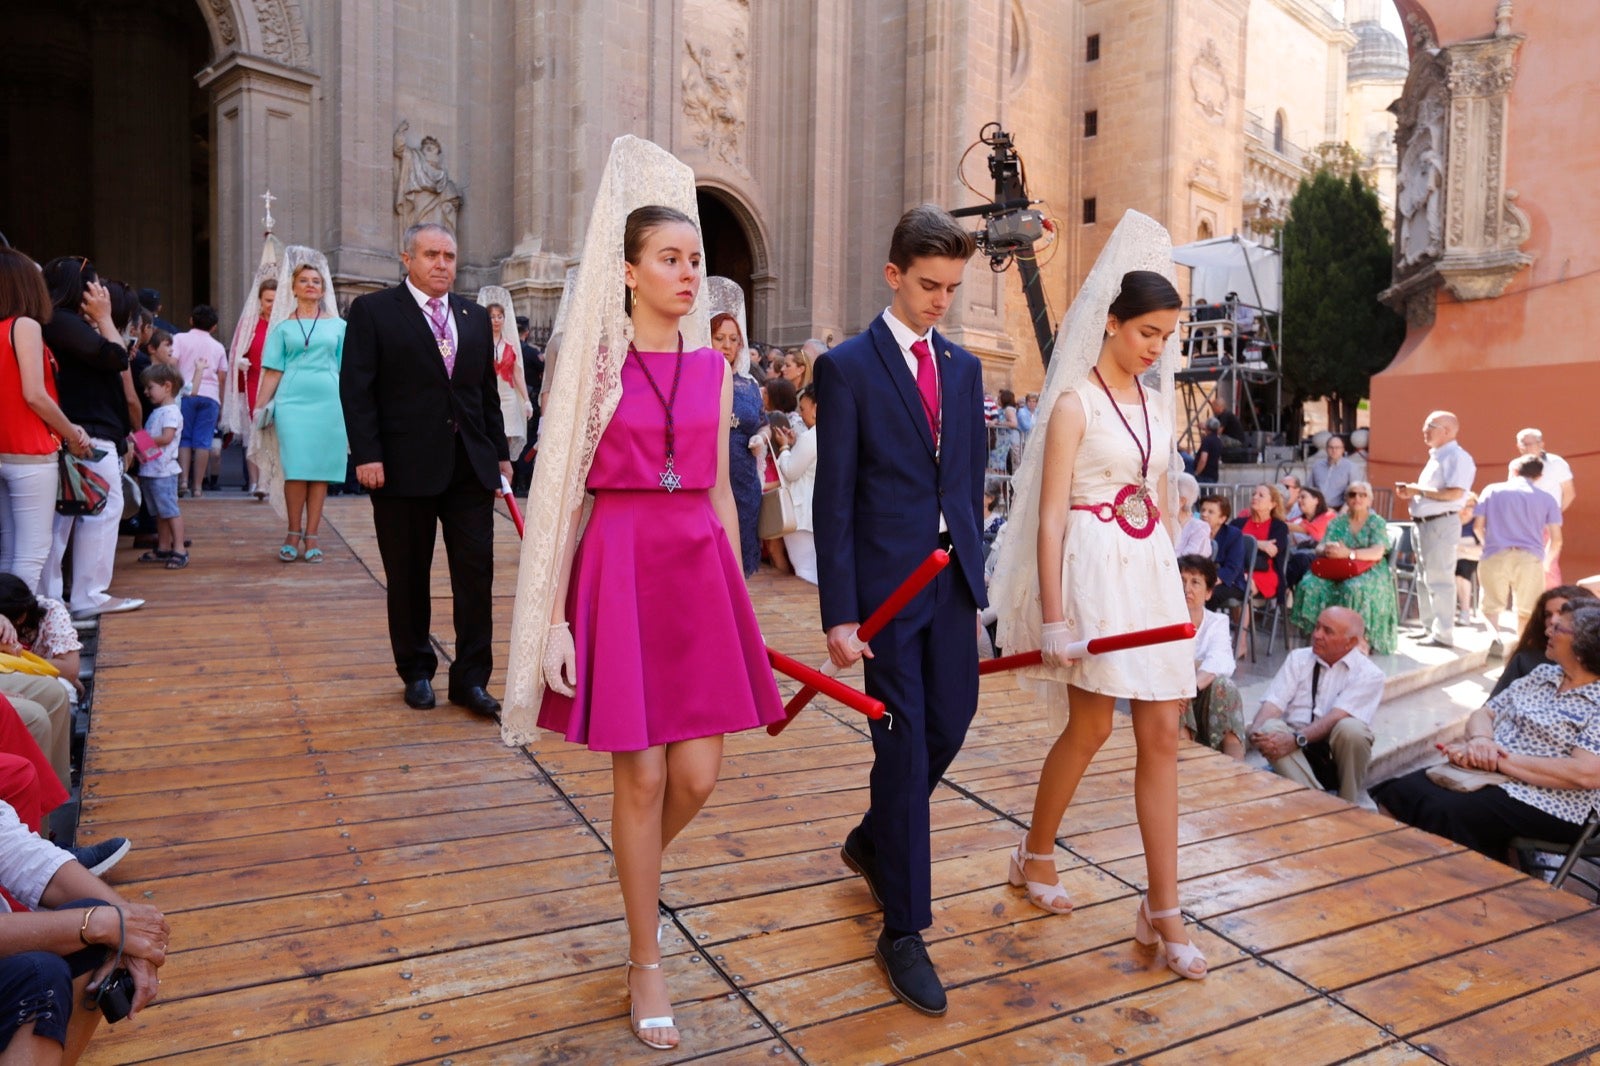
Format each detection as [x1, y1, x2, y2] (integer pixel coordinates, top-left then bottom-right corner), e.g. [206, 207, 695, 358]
[988, 209, 1183, 725]
[219, 235, 283, 444]
[501, 135, 710, 745]
[706, 275, 752, 379]
[246, 245, 340, 521]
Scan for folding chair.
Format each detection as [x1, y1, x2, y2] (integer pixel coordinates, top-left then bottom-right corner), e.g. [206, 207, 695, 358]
[1250, 544, 1294, 656]
[1228, 536, 1259, 662]
[1510, 808, 1600, 901]
[1388, 521, 1419, 623]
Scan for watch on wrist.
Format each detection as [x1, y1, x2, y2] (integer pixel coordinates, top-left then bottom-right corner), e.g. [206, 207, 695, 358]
[1293, 731, 1308, 748]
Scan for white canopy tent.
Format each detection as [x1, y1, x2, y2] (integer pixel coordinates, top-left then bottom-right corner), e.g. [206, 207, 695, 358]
[1171, 233, 1281, 313]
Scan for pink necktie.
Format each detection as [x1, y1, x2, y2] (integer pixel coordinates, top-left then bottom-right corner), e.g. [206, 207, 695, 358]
[911, 338, 939, 440]
[426, 297, 455, 376]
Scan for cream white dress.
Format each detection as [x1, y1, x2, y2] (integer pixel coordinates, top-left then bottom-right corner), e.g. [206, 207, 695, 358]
[1041, 384, 1195, 701]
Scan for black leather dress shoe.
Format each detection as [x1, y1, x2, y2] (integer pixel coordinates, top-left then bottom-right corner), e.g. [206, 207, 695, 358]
[875, 930, 947, 1016]
[449, 686, 501, 718]
[840, 827, 884, 908]
[404, 678, 436, 710]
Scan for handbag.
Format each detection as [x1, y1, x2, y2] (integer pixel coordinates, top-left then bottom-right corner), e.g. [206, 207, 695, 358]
[56, 450, 112, 517]
[1310, 555, 1377, 581]
[1425, 763, 1512, 793]
[758, 460, 798, 540]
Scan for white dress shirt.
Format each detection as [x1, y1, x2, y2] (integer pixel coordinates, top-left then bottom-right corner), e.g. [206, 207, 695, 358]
[880, 307, 947, 533]
[1193, 610, 1235, 680]
[406, 276, 459, 354]
[1261, 646, 1384, 729]
[1411, 440, 1476, 518]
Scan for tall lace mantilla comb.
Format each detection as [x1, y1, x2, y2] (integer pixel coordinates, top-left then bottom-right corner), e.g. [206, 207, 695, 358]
[499, 136, 711, 744]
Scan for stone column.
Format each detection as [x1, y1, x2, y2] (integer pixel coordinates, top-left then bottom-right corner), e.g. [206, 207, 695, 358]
[198, 54, 318, 333]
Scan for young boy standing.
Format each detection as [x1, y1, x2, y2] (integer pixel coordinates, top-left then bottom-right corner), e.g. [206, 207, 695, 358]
[138, 364, 188, 569]
[812, 204, 988, 1015]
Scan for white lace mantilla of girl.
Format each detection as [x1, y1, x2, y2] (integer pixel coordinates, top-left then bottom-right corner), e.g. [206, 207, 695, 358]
[219, 234, 283, 444]
[988, 209, 1184, 724]
[500, 135, 711, 745]
[246, 245, 340, 522]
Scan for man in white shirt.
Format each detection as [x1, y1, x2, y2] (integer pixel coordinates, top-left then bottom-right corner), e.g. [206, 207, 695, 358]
[1395, 411, 1477, 647]
[1247, 606, 1384, 802]
[1516, 427, 1575, 587]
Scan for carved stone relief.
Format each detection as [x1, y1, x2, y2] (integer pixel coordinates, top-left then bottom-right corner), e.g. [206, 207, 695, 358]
[1189, 40, 1228, 123]
[206, 0, 237, 45]
[254, 0, 311, 68]
[682, 0, 750, 168]
[1381, 15, 1530, 326]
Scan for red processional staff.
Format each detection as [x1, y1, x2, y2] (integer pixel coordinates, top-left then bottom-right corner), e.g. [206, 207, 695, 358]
[762, 550, 1195, 731]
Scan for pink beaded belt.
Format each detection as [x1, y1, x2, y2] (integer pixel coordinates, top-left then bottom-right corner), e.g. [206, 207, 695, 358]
[1071, 484, 1160, 539]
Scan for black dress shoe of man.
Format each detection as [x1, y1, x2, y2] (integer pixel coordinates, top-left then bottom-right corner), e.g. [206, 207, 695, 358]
[840, 827, 883, 908]
[875, 930, 947, 1016]
[450, 686, 502, 718]
[404, 678, 436, 710]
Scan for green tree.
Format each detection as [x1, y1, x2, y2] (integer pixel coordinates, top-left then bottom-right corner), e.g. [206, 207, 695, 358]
[1280, 157, 1404, 434]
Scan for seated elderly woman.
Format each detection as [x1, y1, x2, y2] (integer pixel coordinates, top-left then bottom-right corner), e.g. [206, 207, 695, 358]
[1290, 481, 1398, 655]
[1177, 555, 1246, 758]
[1371, 603, 1600, 863]
[1489, 584, 1598, 700]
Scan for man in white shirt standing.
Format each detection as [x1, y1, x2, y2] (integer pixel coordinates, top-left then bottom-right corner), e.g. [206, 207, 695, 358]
[1516, 427, 1575, 587]
[1247, 606, 1384, 803]
[170, 305, 227, 498]
[1395, 411, 1477, 647]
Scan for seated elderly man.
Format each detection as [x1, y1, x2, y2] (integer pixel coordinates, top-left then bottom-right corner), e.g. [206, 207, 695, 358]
[0, 799, 168, 1064]
[1372, 603, 1600, 863]
[1247, 606, 1384, 803]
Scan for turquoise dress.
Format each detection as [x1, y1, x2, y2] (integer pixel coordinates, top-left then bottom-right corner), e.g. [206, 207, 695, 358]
[262, 317, 348, 482]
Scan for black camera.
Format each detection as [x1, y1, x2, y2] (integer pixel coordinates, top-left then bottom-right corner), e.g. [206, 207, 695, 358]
[94, 967, 136, 1024]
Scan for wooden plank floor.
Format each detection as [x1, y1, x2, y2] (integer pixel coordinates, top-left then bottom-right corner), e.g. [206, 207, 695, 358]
[73, 496, 1598, 1064]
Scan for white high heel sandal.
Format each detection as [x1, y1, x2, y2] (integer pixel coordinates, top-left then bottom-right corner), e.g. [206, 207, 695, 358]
[1007, 838, 1073, 914]
[622, 959, 679, 1050]
[1134, 895, 1208, 980]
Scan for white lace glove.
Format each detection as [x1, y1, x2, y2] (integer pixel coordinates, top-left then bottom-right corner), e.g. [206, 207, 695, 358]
[1040, 622, 1076, 668]
[543, 622, 577, 696]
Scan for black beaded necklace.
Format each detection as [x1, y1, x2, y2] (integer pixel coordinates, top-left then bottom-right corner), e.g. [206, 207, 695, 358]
[629, 333, 686, 492]
[1092, 366, 1152, 489]
[290, 309, 321, 350]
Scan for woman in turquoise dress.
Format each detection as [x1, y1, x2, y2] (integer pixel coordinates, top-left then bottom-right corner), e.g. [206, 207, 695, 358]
[253, 255, 347, 563]
[1290, 480, 1398, 654]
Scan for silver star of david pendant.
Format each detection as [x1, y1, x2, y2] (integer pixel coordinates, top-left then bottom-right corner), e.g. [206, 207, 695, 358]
[659, 457, 681, 493]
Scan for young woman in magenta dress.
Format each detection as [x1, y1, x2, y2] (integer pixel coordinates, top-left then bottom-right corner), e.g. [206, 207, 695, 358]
[520, 197, 784, 1050]
[992, 212, 1206, 982]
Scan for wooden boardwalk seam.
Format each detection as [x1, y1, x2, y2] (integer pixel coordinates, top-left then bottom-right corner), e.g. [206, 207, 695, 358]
[71, 498, 1597, 1064]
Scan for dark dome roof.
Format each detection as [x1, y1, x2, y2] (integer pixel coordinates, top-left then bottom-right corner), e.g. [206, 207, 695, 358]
[1349, 20, 1408, 82]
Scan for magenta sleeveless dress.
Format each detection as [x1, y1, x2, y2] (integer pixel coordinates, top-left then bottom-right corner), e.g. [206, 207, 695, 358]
[537, 347, 786, 750]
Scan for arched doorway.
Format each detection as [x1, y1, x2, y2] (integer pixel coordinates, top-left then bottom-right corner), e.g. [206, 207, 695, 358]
[0, 0, 213, 311]
[697, 188, 757, 340]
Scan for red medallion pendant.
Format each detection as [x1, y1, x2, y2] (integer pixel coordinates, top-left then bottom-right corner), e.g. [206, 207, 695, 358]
[1112, 483, 1159, 539]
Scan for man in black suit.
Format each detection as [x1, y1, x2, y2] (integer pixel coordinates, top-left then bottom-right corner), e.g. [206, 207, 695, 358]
[340, 222, 511, 717]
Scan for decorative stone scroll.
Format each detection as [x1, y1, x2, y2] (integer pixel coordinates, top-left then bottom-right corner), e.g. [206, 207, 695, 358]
[1189, 39, 1229, 123]
[1381, 8, 1530, 326]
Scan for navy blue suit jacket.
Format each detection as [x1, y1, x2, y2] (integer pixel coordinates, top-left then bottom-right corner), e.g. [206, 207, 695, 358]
[813, 315, 988, 632]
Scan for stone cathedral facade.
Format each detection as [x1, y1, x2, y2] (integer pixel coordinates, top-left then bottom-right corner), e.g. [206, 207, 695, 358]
[2, 0, 1399, 390]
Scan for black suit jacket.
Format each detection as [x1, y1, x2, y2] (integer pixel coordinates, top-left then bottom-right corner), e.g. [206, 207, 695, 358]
[341, 283, 509, 497]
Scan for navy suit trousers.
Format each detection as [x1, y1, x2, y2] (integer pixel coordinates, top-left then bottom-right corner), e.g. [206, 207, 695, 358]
[856, 557, 980, 932]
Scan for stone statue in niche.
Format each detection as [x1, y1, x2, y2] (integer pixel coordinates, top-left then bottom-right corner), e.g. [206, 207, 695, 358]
[393, 120, 464, 234]
[1396, 88, 1445, 268]
[681, 0, 749, 167]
